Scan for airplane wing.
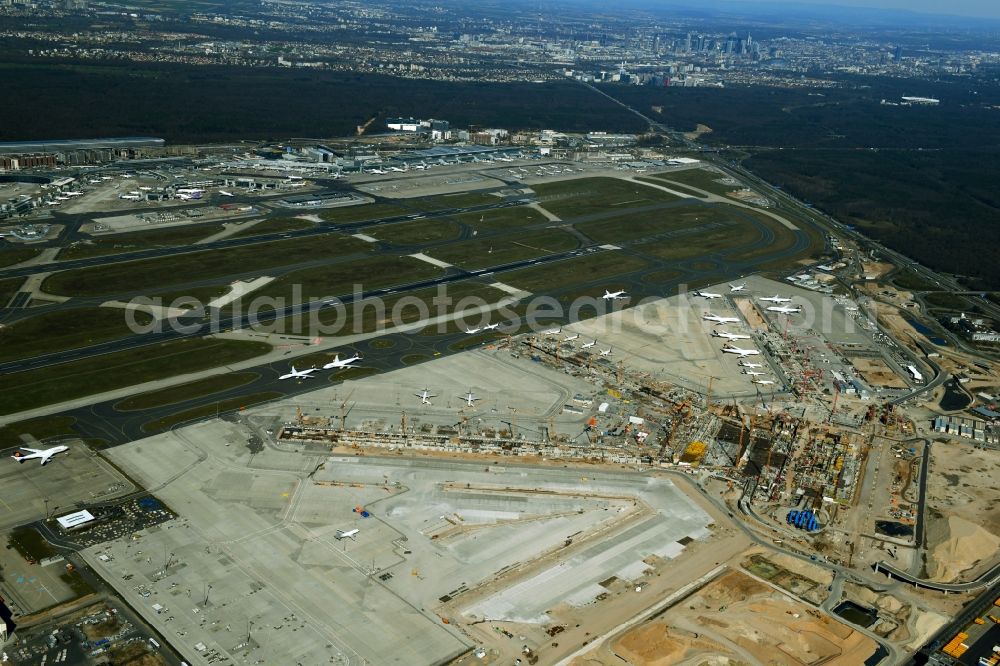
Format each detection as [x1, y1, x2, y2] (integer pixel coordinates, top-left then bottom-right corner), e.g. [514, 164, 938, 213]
[19, 447, 43, 454]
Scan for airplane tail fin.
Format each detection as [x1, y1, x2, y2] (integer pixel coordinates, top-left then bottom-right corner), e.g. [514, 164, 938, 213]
[11, 452, 24, 463]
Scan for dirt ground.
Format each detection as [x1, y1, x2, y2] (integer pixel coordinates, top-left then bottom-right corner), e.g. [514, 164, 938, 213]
[573, 570, 877, 666]
[862, 262, 896, 279]
[733, 298, 769, 331]
[682, 124, 713, 142]
[924, 445, 1000, 581]
[850, 356, 908, 389]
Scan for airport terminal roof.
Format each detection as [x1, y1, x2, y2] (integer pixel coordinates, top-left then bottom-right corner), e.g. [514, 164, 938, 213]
[56, 509, 95, 529]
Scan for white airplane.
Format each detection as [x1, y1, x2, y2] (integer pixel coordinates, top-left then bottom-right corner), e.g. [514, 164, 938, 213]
[64, 191, 83, 197]
[367, 168, 387, 175]
[483, 323, 501, 331]
[460, 391, 479, 407]
[463, 326, 482, 334]
[729, 283, 746, 292]
[323, 353, 362, 370]
[542, 327, 561, 336]
[177, 193, 192, 200]
[739, 361, 763, 368]
[599, 348, 612, 356]
[767, 305, 802, 314]
[335, 529, 359, 540]
[219, 190, 235, 197]
[414, 162, 430, 170]
[415, 388, 436, 405]
[11, 445, 69, 466]
[279, 366, 318, 380]
[703, 313, 740, 324]
[714, 330, 751, 341]
[602, 289, 628, 300]
[564, 333, 580, 342]
[744, 370, 766, 376]
[581, 340, 597, 349]
[389, 166, 407, 173]
[722, 345, 760, 357]
[695, 290, 723, 300]
[759, 295, 792, 304]
[753, 379, 776, 386]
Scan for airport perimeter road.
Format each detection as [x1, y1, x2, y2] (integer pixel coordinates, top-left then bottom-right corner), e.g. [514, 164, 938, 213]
[0, 199, 527, 280]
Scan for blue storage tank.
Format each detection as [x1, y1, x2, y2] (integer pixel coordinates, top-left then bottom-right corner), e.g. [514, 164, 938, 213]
[787, 510, 799, 524]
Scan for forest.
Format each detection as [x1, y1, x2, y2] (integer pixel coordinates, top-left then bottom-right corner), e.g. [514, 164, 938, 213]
[607, 75, 1000, 288]
[0, 60, 646, 144]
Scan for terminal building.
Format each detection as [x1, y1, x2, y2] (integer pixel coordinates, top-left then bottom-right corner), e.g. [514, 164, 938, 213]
[0, 136, 165, 169]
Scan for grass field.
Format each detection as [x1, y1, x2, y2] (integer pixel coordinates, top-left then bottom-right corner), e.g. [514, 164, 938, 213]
[0, 307, 153, 363]
[318, 203, 407, 223]
[229, 217, 315, 238]
[637, 222, 761, 261]
[252, 254, 440, 305]
[894, 270, 940, 291]
[114, 371, 260, 411]
[644, 167, 739, 196]
[0, 276, 24, 305]
[431, 228, 578, 269]
[150, 284, 233, 306]
[0, 415, 78, 448]
[574, 202, 733, 244]
[43, 233, 372, 297]
[452, 206, 548, 231]
[407, 191, 501, 211]
[60, 224, 225, 260]
[0, 245, 43, 268]
[141, 391, 281, 433]
[502, 251, 649, 293]
[316, 282, 507, 332]
[371, 218, 463, 246]
[531, 177, 679, 218]
[0, 338, 272, 415]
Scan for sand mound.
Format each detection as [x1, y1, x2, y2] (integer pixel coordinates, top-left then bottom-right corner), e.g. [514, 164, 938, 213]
[928, 515, 1000, 582]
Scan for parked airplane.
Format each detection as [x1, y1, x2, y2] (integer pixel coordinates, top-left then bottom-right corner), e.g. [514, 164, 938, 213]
[722, 345, 760, 357]
[323, 353, 362, 370]
[335, 529, 359, 540]
[279, 366, 318, 380]
[599, 348, 612, 356]
[64, 191, 83, 197]
[483, 323, 501, 331]
[767, 305, 802, 314]
[753, 379, 776, 385]
[11, 445, 69, 466]
[542, 327, 561, 336]
[729, 283, 746, 292]
[739, 361, 763, 368]
[415, 388, 436, 405]
[463, 327, 482, 334]
[744, 370, 766, 376]
[581, 340, 597, 349]
[389, 166, 407, 173]
[367, 168, 387, 175]
[564, 333, 580, 342]
[713, 331, 751, 341]
[460, 391, 479, 407]
[602, 289, 628, 300]
[219, 190, 235, 197]
[695, 290, 723, 299]
[759, 295, 792, 304]
[703, 314, 740, 324]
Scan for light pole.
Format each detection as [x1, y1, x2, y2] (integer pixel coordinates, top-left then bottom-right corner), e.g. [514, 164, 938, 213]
[247, 620, 253, 644]
[203, 583, 212, 606]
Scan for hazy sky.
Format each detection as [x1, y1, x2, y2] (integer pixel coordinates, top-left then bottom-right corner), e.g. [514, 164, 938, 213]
[758, 0, 1000, 19]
